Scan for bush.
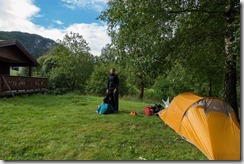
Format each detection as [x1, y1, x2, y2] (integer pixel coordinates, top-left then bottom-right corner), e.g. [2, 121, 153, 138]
[85, 64, 129, 97]
[85, 64, 109, 96]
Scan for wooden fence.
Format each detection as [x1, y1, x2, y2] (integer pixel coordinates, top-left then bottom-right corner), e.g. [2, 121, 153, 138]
[0, 75, 48, 97]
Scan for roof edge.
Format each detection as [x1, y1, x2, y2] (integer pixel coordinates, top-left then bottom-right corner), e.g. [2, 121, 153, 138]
[0, 40, 39, 66]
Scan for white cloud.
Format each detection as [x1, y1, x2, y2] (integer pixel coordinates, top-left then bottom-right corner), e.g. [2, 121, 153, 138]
[53, 20, 64, 25]
[61, 0, 108, 12]
[0, 0, 110, 56]
[66, 23, 111, 55]
[0, 0, 40, 20]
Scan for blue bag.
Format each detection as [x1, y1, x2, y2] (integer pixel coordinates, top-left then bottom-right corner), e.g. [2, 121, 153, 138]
[96, 103, 114, 114]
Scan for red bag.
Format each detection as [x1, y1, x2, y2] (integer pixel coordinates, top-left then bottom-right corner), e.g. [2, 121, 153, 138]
[144, 106, 154, 116]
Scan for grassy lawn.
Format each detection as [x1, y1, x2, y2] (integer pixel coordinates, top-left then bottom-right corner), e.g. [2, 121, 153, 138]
[0, 93, 207, 160]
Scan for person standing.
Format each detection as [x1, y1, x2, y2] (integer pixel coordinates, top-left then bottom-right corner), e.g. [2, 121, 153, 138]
[106, 68, 119, 112]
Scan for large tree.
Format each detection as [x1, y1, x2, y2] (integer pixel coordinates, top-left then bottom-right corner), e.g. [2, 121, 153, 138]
[38, 32, 95, 94]
[223, 0, 240, 120]
[57, 32, 94, 92]
[100, 0, 240, 119]
[100, 0, 175, 99]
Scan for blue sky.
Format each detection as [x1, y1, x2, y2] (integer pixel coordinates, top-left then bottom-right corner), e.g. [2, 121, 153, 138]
[0, 0, 110, 56]
[32, 0, 106, 28]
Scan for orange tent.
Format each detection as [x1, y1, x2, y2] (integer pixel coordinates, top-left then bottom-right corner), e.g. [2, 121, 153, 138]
[158, 92, 240, 160]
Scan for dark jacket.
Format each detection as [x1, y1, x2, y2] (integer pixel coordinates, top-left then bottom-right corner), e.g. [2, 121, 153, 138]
[107, 73, 119, 90]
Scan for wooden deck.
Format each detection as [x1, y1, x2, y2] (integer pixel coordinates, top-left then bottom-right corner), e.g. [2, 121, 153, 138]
[0, 75, 48, 97]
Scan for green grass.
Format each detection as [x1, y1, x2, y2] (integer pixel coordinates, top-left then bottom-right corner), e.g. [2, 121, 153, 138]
[0, 93, 207, 160]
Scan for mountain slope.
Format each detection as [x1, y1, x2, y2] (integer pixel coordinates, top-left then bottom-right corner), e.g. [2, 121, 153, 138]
[0, 31, 56, 58]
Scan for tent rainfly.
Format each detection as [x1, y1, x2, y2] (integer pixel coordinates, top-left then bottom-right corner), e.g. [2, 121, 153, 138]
[158, 92, 240, 160]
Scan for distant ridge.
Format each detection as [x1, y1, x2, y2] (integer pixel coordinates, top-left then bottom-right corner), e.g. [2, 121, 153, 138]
[0, 31, 56, 58]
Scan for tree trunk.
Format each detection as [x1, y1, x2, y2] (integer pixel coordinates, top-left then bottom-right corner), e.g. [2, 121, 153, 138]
[71, 77, 76, 92]
[139, 75, 144, 100]
[223, 2, 239, 121]
[208, 79, 212, 97]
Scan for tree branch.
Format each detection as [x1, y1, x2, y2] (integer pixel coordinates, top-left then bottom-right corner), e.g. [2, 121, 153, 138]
[169, 9, 224, 14]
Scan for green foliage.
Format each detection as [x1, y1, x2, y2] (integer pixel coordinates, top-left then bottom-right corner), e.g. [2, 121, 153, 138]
[85, 63, 129, 97]
[57, 32, 91, 54]
[151, 62, 220, 101]
[99, 0, 178, 99]
[152, 63, 193, 100]
[126, 84, 140, 97]
[98, 0, 240, 106]
[85, 64, 110, 96]
[99, 44, 120, 63]
[0, 94, 207, 160]
[38, 33, 95, 94]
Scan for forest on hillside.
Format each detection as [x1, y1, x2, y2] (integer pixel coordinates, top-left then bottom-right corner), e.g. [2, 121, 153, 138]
[0, 31, 55, 58]
[16, 0, 240, 119]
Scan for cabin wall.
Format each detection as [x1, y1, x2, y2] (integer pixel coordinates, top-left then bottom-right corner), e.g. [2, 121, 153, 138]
[0, 46, 27, 64]
[0, 63, 10, 75]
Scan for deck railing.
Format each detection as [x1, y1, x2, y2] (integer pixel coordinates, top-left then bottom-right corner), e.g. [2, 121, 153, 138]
[0, 75, 48, 97]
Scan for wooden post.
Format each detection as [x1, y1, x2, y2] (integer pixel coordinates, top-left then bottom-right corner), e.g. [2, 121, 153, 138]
[1, 75, 15, 97]
[28, 66, 32, 77]
[0, 75, 2, 96]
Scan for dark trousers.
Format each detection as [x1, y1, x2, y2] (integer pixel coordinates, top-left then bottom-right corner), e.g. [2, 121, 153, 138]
[108, 89, 119, 111]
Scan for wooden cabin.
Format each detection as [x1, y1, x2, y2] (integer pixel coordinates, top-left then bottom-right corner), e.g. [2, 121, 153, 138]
[0, 40, 48, 97]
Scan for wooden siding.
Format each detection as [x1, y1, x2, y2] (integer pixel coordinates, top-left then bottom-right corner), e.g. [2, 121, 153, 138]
[0, 46, 30, 65]
[0, 40, 39, 66]
[0, 63, 10, 75]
